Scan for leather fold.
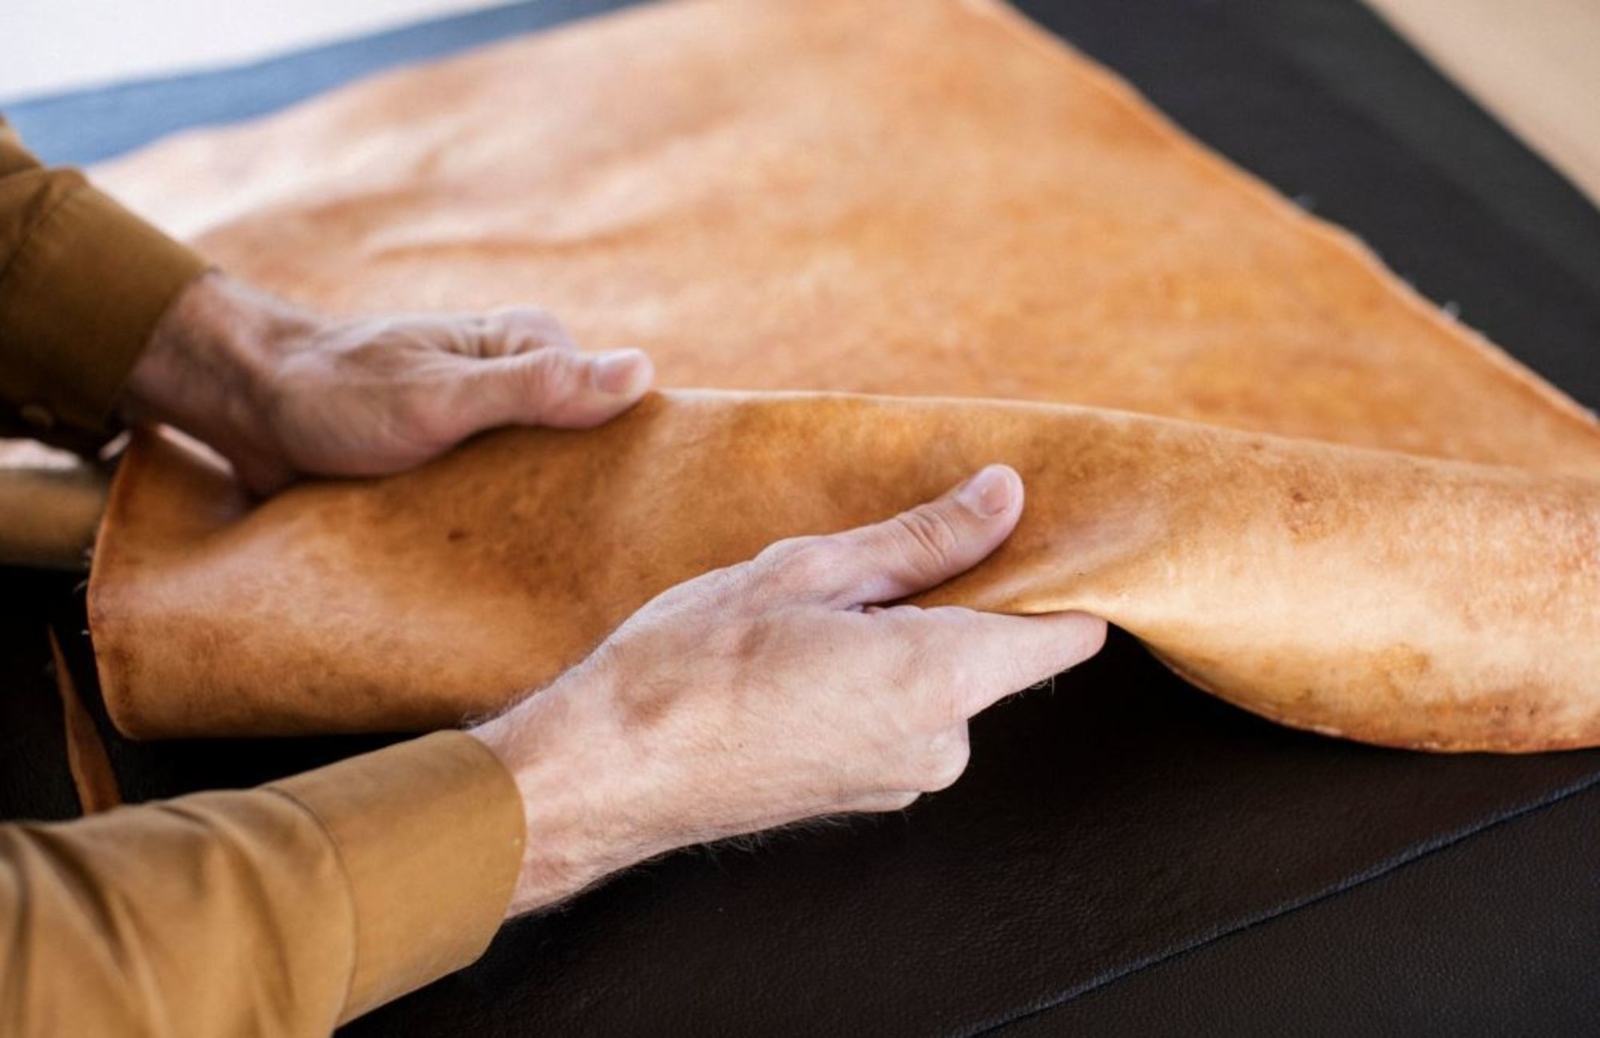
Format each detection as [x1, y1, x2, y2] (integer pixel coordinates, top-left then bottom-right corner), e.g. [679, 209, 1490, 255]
[90, 392, 1600, 751]
[81, 0, 1600, 752]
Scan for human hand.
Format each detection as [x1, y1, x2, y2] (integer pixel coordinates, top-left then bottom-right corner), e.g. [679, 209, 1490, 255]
[472, 464, 1107, 916]
[123, 271, 653, 494]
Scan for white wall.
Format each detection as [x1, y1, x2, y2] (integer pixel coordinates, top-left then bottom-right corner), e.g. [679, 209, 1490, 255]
[0, 0, 510, 101]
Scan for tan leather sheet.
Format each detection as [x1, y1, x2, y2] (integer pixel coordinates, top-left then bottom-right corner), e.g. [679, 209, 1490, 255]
[1364, 0, 1600, 210]
[87, 0, 1600, 750]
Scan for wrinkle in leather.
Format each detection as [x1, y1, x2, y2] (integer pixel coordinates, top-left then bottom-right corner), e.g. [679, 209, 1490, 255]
[86, 0, 1600, 750]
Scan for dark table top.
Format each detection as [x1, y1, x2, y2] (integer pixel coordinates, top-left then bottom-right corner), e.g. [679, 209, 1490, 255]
[5, 2, 1600, 1034]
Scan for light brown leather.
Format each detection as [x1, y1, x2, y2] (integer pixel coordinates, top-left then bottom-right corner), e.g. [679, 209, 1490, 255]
[50, 628, 122, 813]
[0, 440, 105, 569]
[86, 0, 1600, 750]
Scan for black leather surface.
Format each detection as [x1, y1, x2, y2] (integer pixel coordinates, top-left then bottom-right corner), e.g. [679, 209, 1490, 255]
[4, 1, 1600, 1034]
[336, 636, 1600, 1037]
[0, 569, 80, 824]
[999, 779, 1600, 1037]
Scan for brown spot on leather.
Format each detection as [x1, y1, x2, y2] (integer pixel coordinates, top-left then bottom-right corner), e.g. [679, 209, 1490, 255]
[1281, 484, 1332, 541]
[447, 527, 470, 543]
[1378, 644, 1431, 675]
[1371, 644, 1432, 700]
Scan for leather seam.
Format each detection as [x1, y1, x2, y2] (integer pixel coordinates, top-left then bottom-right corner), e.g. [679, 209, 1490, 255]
[965, 769, 1600, 1037]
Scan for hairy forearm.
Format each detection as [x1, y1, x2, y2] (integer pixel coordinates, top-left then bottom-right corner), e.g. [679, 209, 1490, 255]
[470, 667, 660, 917]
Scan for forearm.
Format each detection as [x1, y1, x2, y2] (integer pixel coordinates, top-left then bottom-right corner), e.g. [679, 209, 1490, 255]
[472, 673, 667, 916]
[0, 732, 523, 1033]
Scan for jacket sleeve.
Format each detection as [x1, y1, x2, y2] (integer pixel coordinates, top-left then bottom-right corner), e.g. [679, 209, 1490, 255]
[0, 731, 525, 1035]
[0, 116, 207, 454]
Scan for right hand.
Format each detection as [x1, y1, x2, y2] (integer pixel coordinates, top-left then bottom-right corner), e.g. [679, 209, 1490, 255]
[472, 464, 1107, 916]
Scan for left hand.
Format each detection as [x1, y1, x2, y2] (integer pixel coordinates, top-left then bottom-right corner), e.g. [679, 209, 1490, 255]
[122, 271, 654, 494]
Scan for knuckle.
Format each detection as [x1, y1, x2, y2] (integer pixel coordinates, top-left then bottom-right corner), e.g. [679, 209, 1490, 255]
[881, 628, 930, 687]
[939, 662, 981, 712]
[882, 633, 969, 730]
[524, 307, 566, 335]
[891, 505, 962, 569]
[656, 560, 745, 614]
[872, 603, 924, 625]
[391, 385, 450, 445]
[757, 536, 839, 592]
[754, 535, 815, 567]
[918, 735, 971, 792]
[524, 350, 583, 406]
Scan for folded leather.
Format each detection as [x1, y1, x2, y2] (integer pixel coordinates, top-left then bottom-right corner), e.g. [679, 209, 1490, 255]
[89, 393, 1600, 751]
[84, 0, 1600, 750]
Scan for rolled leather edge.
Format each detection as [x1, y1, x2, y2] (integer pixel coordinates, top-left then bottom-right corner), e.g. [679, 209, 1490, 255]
[87, 391, 1600, 751]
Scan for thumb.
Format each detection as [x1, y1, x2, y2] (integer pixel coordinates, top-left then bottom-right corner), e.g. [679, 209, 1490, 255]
[820, 464, 1025, 606]
[449, 346, 655, 435]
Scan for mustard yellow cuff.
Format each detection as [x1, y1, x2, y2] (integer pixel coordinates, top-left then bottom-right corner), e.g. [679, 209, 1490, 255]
[270, 731, 525, 1023]
[0, 174, 206, 452]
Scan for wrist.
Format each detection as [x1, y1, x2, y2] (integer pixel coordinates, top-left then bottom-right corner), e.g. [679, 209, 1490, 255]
[470, 666, 667, 917]
[121, 270, 313, 472]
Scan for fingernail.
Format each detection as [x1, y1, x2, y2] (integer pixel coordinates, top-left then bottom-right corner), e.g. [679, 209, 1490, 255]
[955, 464, 1014, 517]
[591, 349, 650, 395]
